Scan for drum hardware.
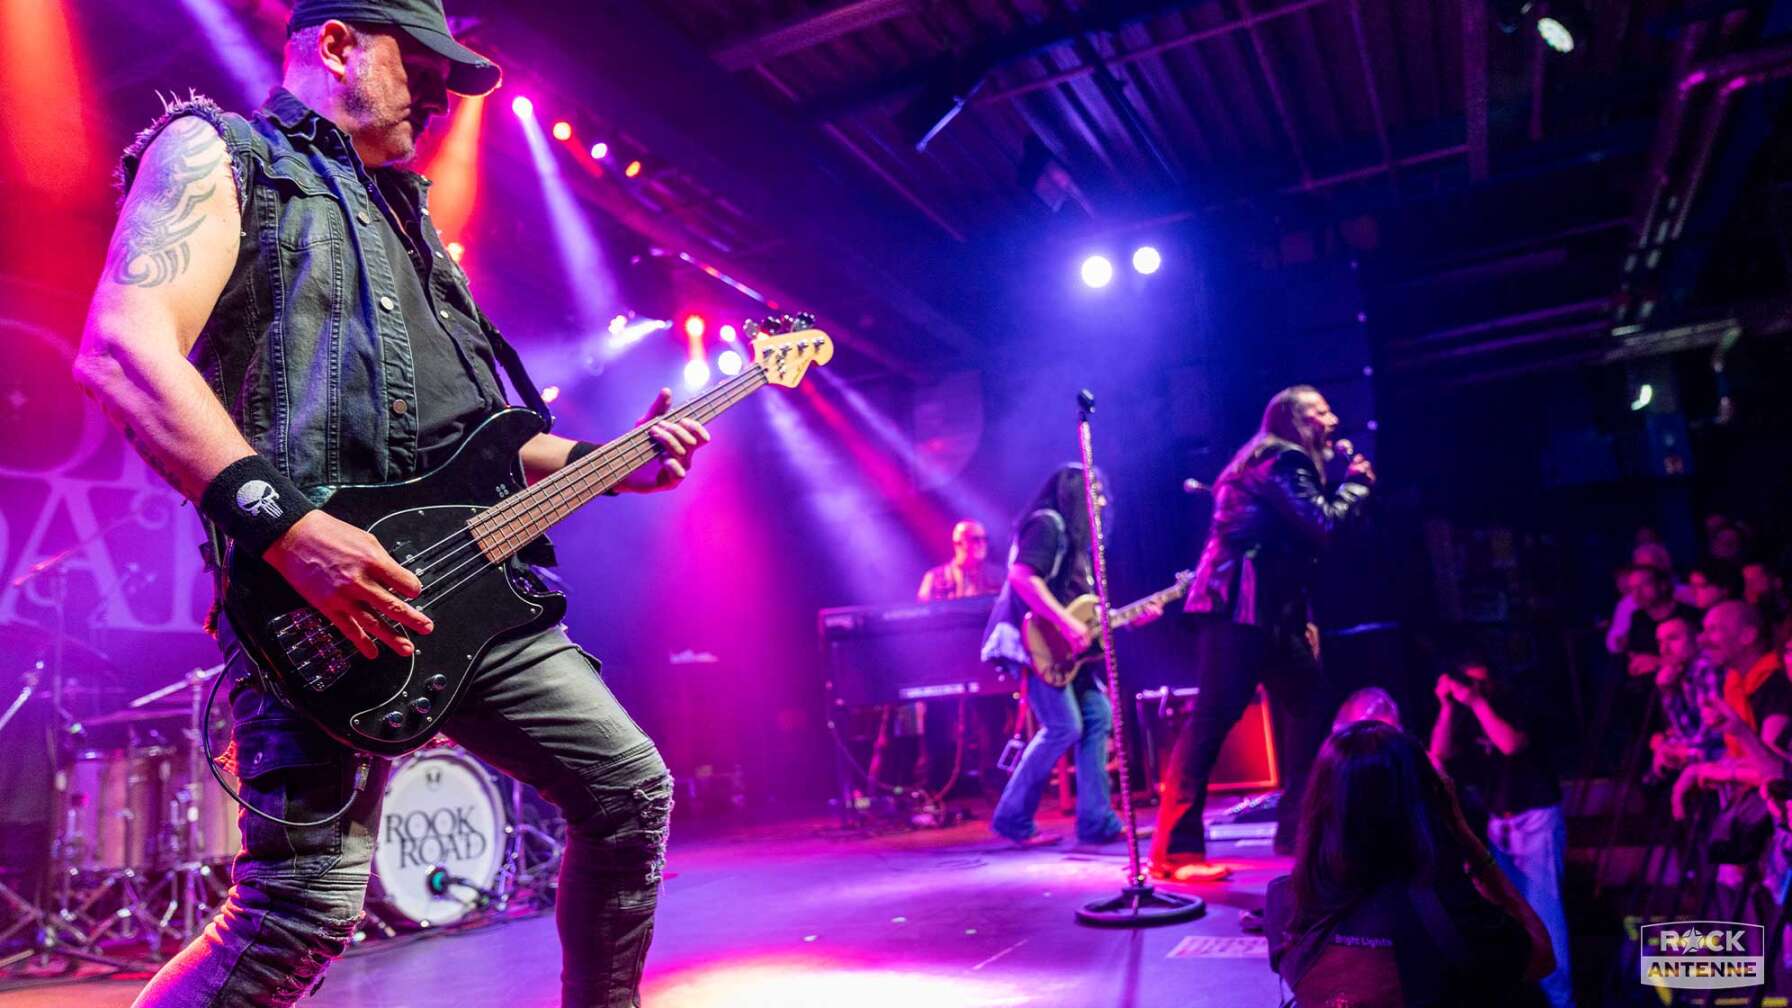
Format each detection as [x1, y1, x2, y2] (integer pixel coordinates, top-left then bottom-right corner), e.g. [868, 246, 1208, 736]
[1, 539, 156, 978]
[492, 777, 565, 913]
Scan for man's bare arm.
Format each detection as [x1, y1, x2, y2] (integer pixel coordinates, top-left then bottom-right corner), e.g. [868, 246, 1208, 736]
[74, 116, 428, 658]
[74, 117, 254, 498]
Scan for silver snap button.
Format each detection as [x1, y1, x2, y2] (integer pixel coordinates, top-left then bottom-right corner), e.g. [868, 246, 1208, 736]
[391, 399, 408, 416]
[379, 295, 396, 312]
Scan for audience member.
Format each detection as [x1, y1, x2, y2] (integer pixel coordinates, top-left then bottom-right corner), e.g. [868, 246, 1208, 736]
[1265, 722, 1554, 1008]
[1619, 564, 1701, 681]
[1606, 544, 1679, 655]
[1708, 518, 1752, 564]
[1332, 686, 1403, 733]
[1743, 560, 1791, 646]
[1649, 613, 1724, 777]
[1670, 602, 1792, 815]
[1688, 558, 1745, 612]
[1428, 658, 1573, 1008]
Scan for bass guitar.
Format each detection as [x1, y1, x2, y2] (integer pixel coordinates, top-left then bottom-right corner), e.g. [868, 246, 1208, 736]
[1020, 572, 1193, 688]
[223, 316, 832, 756]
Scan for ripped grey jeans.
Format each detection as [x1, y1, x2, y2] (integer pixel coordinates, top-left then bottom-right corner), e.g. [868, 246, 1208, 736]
[131, 626, 672, 1008]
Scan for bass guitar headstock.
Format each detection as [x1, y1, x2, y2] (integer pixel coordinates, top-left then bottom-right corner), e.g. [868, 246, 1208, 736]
[744, 313, 833, 388]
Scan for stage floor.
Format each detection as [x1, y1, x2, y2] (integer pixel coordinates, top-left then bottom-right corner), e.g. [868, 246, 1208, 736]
[0, 807, 1288, 1008]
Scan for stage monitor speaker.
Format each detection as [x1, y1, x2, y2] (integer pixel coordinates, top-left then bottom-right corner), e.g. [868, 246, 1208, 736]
[1136, 686, 1278, 795]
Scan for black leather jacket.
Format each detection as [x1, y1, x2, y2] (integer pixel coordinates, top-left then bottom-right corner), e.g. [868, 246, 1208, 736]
[1185, 444, 1371, 634]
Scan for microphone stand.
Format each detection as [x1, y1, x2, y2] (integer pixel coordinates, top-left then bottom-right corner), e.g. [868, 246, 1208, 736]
[1070, 389, 1204, 928]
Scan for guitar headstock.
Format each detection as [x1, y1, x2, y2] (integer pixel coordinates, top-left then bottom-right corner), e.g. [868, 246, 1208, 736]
[744, 313, 833, 388]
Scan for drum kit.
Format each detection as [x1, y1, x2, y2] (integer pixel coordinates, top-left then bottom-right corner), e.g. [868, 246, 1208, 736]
[0, 625, 566, 977]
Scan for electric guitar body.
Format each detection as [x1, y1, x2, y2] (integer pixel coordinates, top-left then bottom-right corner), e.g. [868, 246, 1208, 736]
[1019, 572, 1194, 688]
[223, 408, 562, 756]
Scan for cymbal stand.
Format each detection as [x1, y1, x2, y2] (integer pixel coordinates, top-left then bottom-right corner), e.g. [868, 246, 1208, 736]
[0, 563, 148, 976]
[495, 781, 564, 912]
[154, 664, 230, 947]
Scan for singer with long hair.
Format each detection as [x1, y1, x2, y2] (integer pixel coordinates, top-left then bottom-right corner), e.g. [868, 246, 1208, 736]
[1149, 385, 1374, 881]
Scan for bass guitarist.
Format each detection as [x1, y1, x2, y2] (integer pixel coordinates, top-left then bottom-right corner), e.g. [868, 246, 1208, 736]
[72, 3, 704, 1004]
[980, 464, 1163, 847]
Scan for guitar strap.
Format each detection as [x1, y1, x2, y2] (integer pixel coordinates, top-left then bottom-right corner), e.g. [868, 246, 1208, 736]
[473, 306, 555, 431]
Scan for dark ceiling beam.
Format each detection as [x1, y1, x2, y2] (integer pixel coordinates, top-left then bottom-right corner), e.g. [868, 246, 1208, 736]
[1234, 0, 1309, 184]
[1343, 0, 1392, 182]
[798, 0, 1222, 123]
[1462, 0, 1489, 180]
[975, 0, 1330, 107]
[755, 65, 969, 242]
[709, 0, 914, 71]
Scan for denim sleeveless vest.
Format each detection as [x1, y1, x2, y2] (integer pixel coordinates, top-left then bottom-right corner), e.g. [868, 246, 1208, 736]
[118, 90, 514, 495]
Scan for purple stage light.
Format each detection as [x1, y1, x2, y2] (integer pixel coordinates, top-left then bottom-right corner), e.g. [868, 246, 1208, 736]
[590, 141, 609, 160]
[177, 0, 277, 107]
[517, 104, 618, 336]
[719, 324, 738, 343]
[511, 95, 533, 117]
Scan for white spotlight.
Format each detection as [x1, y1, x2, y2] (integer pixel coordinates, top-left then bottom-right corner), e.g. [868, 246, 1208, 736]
[683, 359, 712, 390]
[1080, 255, 1114, 289]
[1131, 246, 1162, 275]
[717, 349, 745, 376]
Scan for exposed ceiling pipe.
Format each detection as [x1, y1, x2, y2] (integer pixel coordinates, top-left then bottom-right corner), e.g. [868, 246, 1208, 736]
[1666, 54, 1792, 243]
[1628, 21, 1711, 265]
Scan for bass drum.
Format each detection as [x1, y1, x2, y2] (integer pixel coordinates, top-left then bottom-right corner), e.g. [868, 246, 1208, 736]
[369, 746, 508, 928]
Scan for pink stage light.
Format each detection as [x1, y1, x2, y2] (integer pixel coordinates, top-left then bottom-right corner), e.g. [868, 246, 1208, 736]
[718, 323, 738, 343]
[552, 120, 572, 141]
[541, 385, 560, 404]
[624, 159, 643, 178]
[511, 95, 533, 117]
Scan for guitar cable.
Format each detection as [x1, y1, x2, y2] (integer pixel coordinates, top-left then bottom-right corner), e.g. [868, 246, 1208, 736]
[200, 662, 373, 828]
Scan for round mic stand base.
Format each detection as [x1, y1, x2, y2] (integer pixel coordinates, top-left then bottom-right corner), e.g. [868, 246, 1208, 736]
[1075, 884, 1206, 928]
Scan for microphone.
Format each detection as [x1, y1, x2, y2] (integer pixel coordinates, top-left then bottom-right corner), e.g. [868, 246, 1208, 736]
[1331, 437, 1356, 461]
[1181, 478, 1211, 495]
[426, 865, 496, 907]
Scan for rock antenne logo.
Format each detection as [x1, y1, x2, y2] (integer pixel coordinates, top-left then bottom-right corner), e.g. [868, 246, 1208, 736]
[1640, 920, 1764, 991]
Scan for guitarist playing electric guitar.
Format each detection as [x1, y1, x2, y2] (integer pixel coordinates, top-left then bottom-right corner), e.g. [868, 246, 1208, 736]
[71, 5, 776, 1003]
[979, 464, 1166, 848]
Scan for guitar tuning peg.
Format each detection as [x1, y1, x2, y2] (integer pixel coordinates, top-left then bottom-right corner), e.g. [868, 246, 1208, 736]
[795, 312, 815, 329]
[743, 320, 761, 337]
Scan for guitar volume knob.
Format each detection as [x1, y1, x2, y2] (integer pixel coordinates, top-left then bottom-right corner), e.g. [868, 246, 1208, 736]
[383, 709, 406, 729]
[425, 675, 448, 693]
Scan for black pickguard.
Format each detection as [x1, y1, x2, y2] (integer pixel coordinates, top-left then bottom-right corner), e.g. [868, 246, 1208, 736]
[223, 409, 566, 756]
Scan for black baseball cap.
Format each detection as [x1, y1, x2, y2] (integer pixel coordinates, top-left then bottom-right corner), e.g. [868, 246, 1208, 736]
[288, 0, 502, 97]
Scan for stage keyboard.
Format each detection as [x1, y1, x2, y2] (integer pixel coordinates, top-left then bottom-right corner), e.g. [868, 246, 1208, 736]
[818, 597, 1018, 707]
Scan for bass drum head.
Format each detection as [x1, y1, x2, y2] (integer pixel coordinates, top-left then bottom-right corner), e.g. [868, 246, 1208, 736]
[370, 746, 508, 927]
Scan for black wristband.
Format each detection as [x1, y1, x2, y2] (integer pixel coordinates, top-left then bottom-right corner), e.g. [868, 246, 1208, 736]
[566, 440, 620, 496]
[201, 456, 317, 557]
